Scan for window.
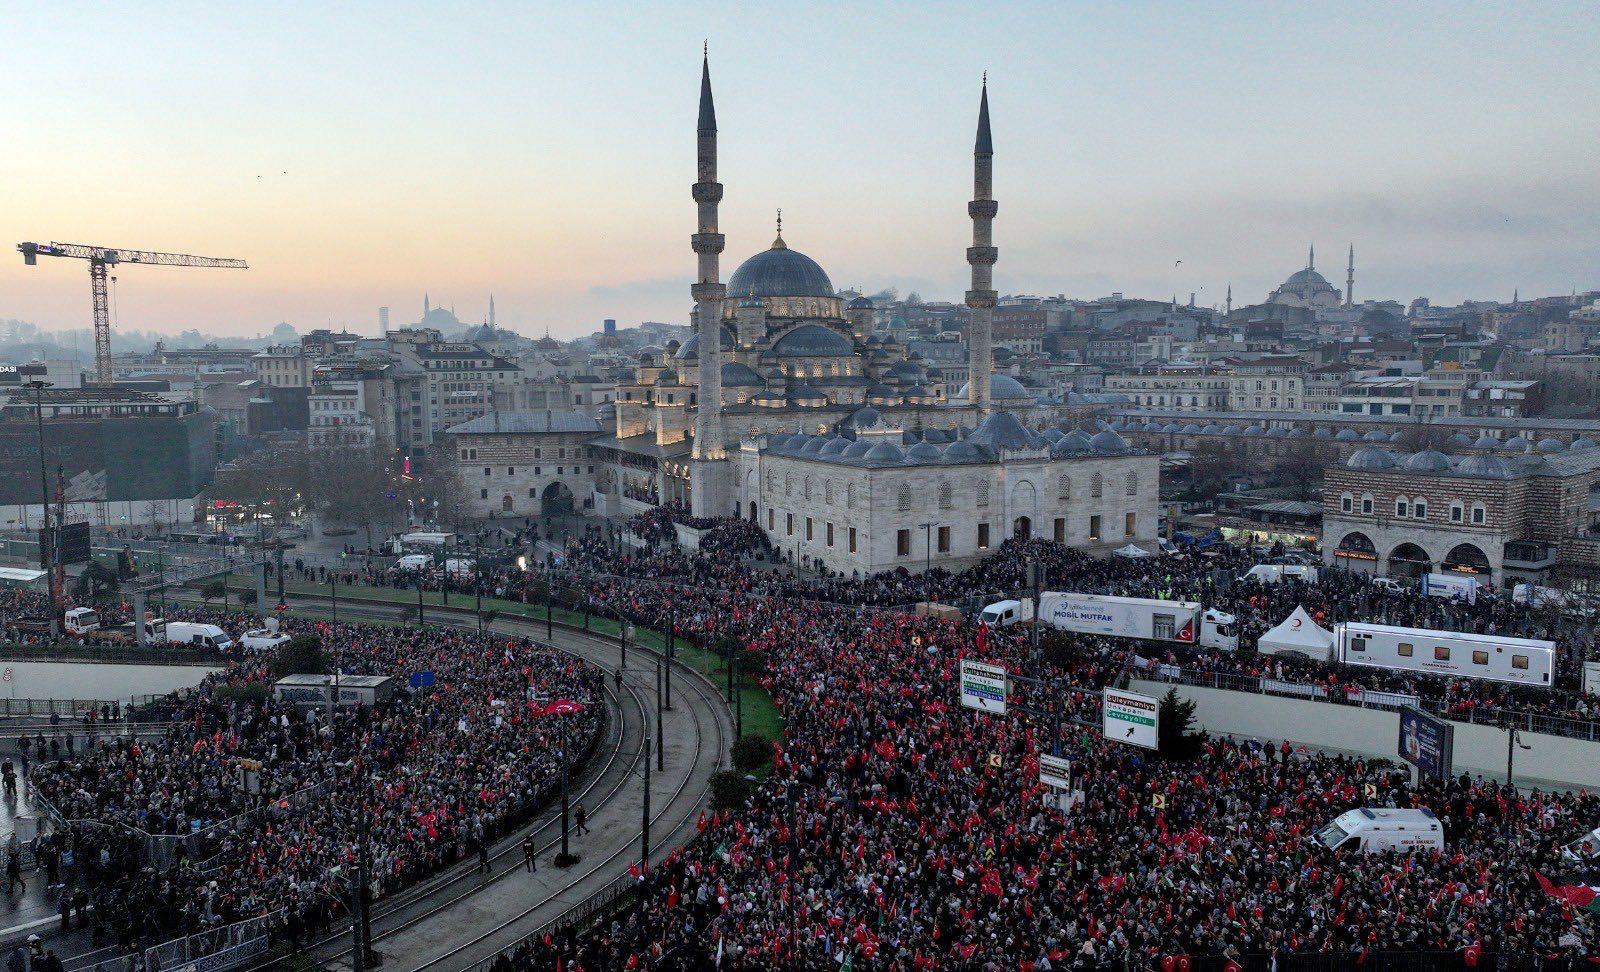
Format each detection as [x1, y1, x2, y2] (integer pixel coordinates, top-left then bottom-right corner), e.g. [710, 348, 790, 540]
[897, 529, 911, 556]
[1397, 642, 1413, 657]
[1124, 512, 1136, 537]
[977, 523, 990, 549]
[1433, 646, 1451, 661]
[1341, 493, 1353, 514]
[1361, 495, 1373, 515]
[1395, 498, 1409, 518]
[975, 483, 990, 508]
[1091, 473, 1103, 499]
[1512, 654, 1529, 670]
[768, 509, 774, 531]
[849, 528, 857, 553]
[507, 467, 514, 476]
[1126, 471, 1138, 496]
[1471, 650, 1489, 665]
[1349, 637, 1367, 653]
[1058, 475, 1072, 501]
[786, 513, 794, 536]
[528, 488, 535, 497]
[937, 526, 951, 553]
[480, 488, 488, 499]
[826, 522, 834, 547]
[1089, 515, 1102, 541]
[897, 484, 912, 512]
[825, 481, 835, 505]
[806, 518, 814, 542]
[846, 484, 855, 509]
[1471, 504, 1486, 525]
[484, 467, 492, 477]
[938, 483, 953, 509]
[1450, 503, 1463, 523]
[1413, 500, 1427, 519]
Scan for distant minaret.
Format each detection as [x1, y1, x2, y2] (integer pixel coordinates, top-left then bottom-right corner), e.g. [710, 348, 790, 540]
[489, 294, 496, 329]
[689, 46, 730, 514]
[1345, 244, 1355, 306]
[965, 75, 997, 418]
[1226, 283, 1233, 315]
[424, 293, 430, 316]
[1513, 288, 1520, 306]
[1307, 244, 1315, 270]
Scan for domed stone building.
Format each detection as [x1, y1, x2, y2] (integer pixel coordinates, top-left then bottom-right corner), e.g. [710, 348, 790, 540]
[1267, 247, 1344, 309]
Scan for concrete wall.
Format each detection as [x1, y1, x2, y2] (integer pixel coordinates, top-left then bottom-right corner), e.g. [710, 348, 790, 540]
[1130, 678, 1600, 790]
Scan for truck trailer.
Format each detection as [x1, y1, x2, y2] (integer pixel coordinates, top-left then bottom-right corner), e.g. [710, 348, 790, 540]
[982, 593, 1237, 649]
[1334, 622, 1553, 687]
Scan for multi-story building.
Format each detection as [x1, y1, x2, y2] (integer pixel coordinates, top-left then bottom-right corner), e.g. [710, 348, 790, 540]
[1321, 443, 1600, 586]
[252, 346, 310, 389]
[446, 410, 603, 518]
[394, 342, 525, 437]
[1105, 368, 1231, 411]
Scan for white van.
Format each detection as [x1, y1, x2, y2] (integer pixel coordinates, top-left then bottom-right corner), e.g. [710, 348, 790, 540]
[978, 599, 1029, 627]
[1421, 572, 1481, 604]
[165, 622, 235, 651]
[1370, 577, 1405, 595]
[1314, 808, 1444, 853]
[396, 554, 434, 571]
[1241, 564, 1319, 585]
[241, 628, 291, 651]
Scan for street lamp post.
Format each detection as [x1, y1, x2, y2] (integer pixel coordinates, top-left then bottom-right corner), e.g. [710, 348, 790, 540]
[921, 522, 935, 577]
[27, 381, 60, 637]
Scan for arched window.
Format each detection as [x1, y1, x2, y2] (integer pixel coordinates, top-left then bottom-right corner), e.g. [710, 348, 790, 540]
[846, 483, 855, 509]
[1450, 501, 1464, 523]
[1413, 497, 1427, 519]
[1361, 494, 1374, 515]
[975, 481, 991, 508]
[1126, 471, 1138, 496]
[897, 483, 913, 512]
[1395, 496, 1409, 518]
[1341, 492, 1354, 514]
[1058, 475, 1072, 502]
[1471, 502, 1486, 525]
[804, 477, 814, 501]
[1091, 473, 1103, 499]
[825, 480, 835, 505]
[938, 482, 953, 509]
[785, 473, 793, 497]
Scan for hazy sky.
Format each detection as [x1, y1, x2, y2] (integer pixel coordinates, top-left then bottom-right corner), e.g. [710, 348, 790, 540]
[6, 1, 1599, 340]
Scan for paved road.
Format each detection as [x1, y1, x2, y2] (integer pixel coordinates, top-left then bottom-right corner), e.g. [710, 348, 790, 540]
[232, 593, 731, 972]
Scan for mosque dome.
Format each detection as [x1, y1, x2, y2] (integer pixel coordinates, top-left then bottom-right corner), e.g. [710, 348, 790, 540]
[674, 326, 736, 359]
[819, 437, 851, 456]
[1573, 438, 1598, 450]
[772, 324, 855, 357]
[1453, 454, 1515, 478]
[1537, 437, 1567, 453]
[1401, 450, 1453, 473]
[727, 238, 835, 298]
[954, 374, 1031, 401]
[1346, 447, 1396, 470]
[848, 295, 873, 309]
[843, 405, 882, 429]
[720, 362, 764, 387]
[1472, 435, 1499, 450]
[788, 384, 828, 405]
[1501, 435, 1530, 452]
[968, 412, 1042, 450]
[842, 440, 874, 458]
[862, 442, 906, 463]
[906, 441, 944, 463]
[1090, 429, 1131, 454]
[943, 440, 983, 462]
[1335, 429, 1359, 442]
[1362, 430, 1390, 443]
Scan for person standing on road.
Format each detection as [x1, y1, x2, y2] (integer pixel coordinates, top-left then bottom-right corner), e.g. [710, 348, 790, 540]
[5, 836, 24, 895]
[574, 802, 589, 836]
[522, 834, 537, 873]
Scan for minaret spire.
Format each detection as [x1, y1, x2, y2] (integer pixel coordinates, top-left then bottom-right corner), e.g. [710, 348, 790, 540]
[965, 75, 998, 418]
[424, 293, 430, 315]
[690, 45, 729, 510]
[1308, 243, 1315, 270]
[489, 294, 496, 328]
[1345, 244, 1354, 307]
[1226, 283, 1233, 315]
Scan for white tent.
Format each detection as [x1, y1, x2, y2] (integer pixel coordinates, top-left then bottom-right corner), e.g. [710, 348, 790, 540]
[1256, 605, 1335, 660]
[1113, 543, 1154, 559]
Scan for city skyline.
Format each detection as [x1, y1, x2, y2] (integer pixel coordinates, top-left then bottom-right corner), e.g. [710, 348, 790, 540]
[5, 1, 1599, 339]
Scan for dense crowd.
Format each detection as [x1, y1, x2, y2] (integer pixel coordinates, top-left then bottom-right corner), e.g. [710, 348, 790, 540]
[475, 522, 1600, 968]
[1, 591, 602, 954]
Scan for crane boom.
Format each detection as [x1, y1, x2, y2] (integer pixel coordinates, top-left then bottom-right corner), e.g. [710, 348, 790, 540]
[17, 241, 248, 383]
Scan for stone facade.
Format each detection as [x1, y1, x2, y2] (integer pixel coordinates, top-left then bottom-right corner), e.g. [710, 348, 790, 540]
[446, 411, 603, 519]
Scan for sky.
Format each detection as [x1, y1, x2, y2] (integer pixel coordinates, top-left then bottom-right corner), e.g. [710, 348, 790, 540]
[5, 0, 1600, 340]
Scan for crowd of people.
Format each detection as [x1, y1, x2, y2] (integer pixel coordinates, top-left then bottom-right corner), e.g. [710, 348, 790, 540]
[477, 519, 1600, 968]
[0, 590, 603, 956]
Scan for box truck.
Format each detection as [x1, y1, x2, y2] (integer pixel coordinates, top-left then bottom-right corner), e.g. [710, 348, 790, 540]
[979, 593, 1236, 649]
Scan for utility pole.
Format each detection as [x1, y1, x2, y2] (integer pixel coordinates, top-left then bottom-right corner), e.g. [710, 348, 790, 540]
[330, 576, 338, 622]
[663, 603, 675, 712]
[416, 579, 425, 625]
[641, 735, 652, 878]
[655, 655, 665, 772]
[620, 619, 629, 672]
[922, 522, 934, 576]
[28, 381, 59, 638]
[1029, 557, 1043, 669]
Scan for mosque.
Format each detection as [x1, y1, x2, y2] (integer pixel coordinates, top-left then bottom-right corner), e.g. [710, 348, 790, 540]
[1266, 245, 1353, 310]
[587, 53, 1160, 573]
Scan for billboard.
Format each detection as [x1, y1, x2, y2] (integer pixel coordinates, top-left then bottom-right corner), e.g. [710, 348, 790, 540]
[1038, 753, 1072, 790]
[38, 521, 91, 567]
[1103, 689, 1160, 750]
[0, 410, 213, 506]
[959, 659, 1007, 715]
[1398, 706, 1454, 782]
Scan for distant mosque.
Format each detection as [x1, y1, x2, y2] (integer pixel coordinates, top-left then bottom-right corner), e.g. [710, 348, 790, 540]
[1267, 244, 1354, 309]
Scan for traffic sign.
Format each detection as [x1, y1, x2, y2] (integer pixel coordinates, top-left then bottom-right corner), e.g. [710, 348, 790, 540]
[1103, 688, 1160, 750]
[959, 659, 1007, 715]
[1039, 753, 1072, 790]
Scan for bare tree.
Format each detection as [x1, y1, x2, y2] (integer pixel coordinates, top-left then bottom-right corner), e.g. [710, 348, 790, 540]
[1276, 439, 1328, 501]
[306, 444, 404, 550]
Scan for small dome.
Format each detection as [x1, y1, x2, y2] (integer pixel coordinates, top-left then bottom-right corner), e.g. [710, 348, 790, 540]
[921, 428, 951, 444]
[752, 390, 786, 406]
[820, 437, 851, 456]
[1182, 424, 1204, 434]
[1362, 430, 1389, 442]
[674, 327, 736, 360]
[942, 440, 984, 462]
[1401, 449, 1453, 473]
[1286, 426, 1308, 438]
[1335, 429, 1359, 442]
[843, 405, 882, 429]
[1537, 437, 1567, 453]
[657, 369, 679, 385]
[1501, 435, 1530, 451]
[1242, 424, 1264, 437]
[1164, 423, 1184, 433]
[765, 367, 785, 380]
[861, 442, 906, 463]
[1449, 432, 1474, 446]
[1314, 428, 1334, 439]
[848, 295, 873, 309]
[788, 384, 828, 405]
[1453, 453, 1515, 478]
[888, 361, 926, 381]
[1513, 453, 1548, 472]
[866, 384, 899, 399]
[772, 324, 855, 358]
[1201, 423, 1223, 435]
[1266, 426, 1288, 438]
[1573, 437, 1598, 450]
[968, 412, 1043, 450]
[1051, 431, 1093, 457]
[1091, 429, 1131, 454]
[1221, 425, 1242, 435]
[1473, 435, 1499, 449]
[906, 441, 944, 463]
[801, 436, 833, 455]
[842, 440, 874, 458]
[955, 374, 1031, 400]
[1039, 427, 1064, 443]
[720, 362, 764, 386]
[904, 385, 933, 401]
[1346, 447, 1396, 470]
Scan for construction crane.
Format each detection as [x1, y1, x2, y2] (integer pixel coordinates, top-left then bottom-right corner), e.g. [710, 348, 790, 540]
[17, 242, 248, 384]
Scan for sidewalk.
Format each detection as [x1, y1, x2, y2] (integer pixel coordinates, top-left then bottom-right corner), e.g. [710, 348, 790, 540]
[0, 784, 81, 947]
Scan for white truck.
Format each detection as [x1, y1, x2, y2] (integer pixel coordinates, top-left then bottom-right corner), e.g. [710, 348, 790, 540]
[63, 607, 101, 635]
[164, 622, 235, 651]
[1334, 622, 1553, 687]
[1421, 572, 1482, 604]
[1315, 808, 1444, 853]
[1240, 564, 1320, 585]
[981, 593, 1237, 649]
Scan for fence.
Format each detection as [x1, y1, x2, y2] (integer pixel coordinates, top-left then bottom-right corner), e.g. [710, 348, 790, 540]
[1132, 657, 1600, 742]
[141, 909, 283, 972]
[0, 698, 117, 719]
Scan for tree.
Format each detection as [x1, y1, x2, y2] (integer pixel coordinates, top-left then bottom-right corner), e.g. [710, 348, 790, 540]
[201, 579, 227, 607]
[306, 444, 402, 550]
[709, 770, 754, 810]
[73, 561, 120, 601]
[1186, 440, 1235, 500]
[270, 634, 329, 680]
[731, 735, 772, 773]
[1393, 425, 1459, 454]
[1157, 688, 1207, 760]
[1275, 439, 1328, 501]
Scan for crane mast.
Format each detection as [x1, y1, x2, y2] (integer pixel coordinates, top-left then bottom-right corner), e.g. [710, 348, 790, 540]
[17, 241, 248, 384]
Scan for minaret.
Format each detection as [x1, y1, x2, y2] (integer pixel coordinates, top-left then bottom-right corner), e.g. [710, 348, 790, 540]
[1345, 245, 1355, 306]
[424, 293, 430, 316]
[1307, 244, 1315, 270]
[965, 75, 998, 418]
[689, 46, 730, 515]
[489, 294, 496, 329]
[1226, 283, 1233, 315]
